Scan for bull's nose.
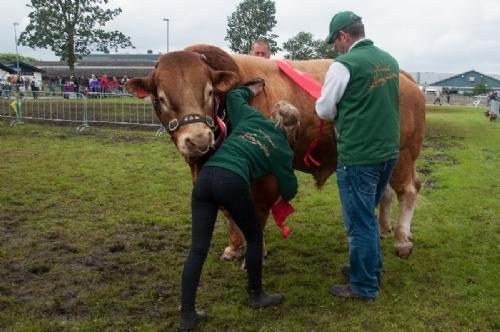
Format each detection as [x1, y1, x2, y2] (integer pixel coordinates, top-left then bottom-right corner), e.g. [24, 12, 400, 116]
[182, 131, 214, 154]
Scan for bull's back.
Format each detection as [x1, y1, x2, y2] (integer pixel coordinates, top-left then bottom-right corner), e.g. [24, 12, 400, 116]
[233, 56, 337, 185]
[231, 56, 425, 188]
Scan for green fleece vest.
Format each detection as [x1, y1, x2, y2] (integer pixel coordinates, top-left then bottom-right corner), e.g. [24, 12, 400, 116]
[334, 39, 400, 166]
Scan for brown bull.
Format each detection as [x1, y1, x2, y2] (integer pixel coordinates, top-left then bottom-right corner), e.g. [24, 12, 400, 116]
[125, 44, 425, 259]
[7, 75, 31, 90]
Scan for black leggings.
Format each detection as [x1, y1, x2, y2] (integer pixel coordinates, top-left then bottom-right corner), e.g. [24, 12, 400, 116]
[181, 167, 263, 310]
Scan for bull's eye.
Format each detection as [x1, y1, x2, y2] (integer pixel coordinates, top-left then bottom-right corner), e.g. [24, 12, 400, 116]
[208, 90, 213, 98]
[159, 96, 166, 103]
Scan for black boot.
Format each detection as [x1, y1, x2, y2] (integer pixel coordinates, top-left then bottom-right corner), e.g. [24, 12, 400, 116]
[179, 308, 207, 331]
[247, 289, 283, 309]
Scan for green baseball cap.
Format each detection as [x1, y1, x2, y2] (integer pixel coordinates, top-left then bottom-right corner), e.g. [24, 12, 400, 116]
[325, 11, 362, 44]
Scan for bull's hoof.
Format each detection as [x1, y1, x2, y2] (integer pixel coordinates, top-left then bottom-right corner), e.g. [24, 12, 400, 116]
[220, 247, 242, 261]
[379, 227, 392, 239]
[395, 243, 413, 258]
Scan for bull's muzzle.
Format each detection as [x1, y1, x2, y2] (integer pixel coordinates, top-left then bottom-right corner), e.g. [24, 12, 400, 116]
[176, 124, 215, 157]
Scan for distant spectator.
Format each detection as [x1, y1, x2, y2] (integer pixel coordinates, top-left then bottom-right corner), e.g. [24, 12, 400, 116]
[446, 92, 451, 104]
[89, 74, 100, 95]
[487, 92, 499, 121]
[110, 76, 120, 94]
[63, 80, 75, 99]
[433, 90, 442, 105]
[249, 39, 271, 59]
[79, 76, 88, 94]
[60, 77, 66, 92]
[15, 74, 25, 98]
[1, 78, 10, 97]
[48, 77, 56, 96]
[487, 91, 497, 104]
[100, 74, 109, 93]
[120, 75, 129, 93]
[30, 79, 40, 99]
[72, 76, 79, 95]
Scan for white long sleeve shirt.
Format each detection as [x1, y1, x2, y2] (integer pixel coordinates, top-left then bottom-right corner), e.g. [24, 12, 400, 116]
[315, 62, 350, 121]
[315, 39, 366, 121]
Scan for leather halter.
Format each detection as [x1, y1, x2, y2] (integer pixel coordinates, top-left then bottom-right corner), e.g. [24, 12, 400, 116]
[166, 113, 214, 133]
[153, 94, 229, 147]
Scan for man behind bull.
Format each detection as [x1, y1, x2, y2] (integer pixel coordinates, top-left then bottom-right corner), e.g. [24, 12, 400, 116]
[316, 11, 400, 300]
[249, 38, 272, 59]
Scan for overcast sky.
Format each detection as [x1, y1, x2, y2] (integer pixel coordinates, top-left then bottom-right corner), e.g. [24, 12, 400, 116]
[1, 0, 499, 74]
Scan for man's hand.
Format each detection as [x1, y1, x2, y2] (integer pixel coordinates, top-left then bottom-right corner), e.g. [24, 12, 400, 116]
[247, 82, 264, 97]
[243, 78, 266, 97]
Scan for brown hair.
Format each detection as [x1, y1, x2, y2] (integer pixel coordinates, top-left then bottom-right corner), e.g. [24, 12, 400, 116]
[342, 23, 365, 38]
[271, 101, 301, 144]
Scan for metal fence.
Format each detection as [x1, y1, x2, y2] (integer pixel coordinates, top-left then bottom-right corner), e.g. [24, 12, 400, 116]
[0, 90, 161, 132]
[424, 94, 488, 107]
[0, 88, 490, 131]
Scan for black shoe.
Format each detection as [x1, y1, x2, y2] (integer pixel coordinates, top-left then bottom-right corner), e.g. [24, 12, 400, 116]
[341, 265, 350, 278]
[179, 309, 207, 331]
[329, 284, 374, 301]
[247, 289, 283, 308]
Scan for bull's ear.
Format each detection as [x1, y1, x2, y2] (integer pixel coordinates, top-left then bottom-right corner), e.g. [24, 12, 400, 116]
[212, 70, 240, 93]
[124, 76, 154, 98]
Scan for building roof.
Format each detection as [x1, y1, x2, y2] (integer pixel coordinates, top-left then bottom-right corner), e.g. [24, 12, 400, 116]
[32, 53, 159, 78]
[430, 70, 500, 89]
[2, 61, 45, 73]
[80, 53, 160, 63]
[0, 63, 17, 74]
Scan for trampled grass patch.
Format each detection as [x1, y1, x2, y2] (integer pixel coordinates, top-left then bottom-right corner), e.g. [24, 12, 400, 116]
[0, 106, 499, 331]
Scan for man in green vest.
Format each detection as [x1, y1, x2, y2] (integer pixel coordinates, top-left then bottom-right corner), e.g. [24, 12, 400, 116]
[316, 10, 400, 300]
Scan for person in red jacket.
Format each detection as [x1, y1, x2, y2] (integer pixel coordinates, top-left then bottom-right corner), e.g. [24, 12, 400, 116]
[99, 74, 109, 93]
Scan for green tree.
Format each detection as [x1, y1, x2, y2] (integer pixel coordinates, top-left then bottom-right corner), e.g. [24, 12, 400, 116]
[18, 0, 134, 74]
[225, 0, 279, 54]
[315, 41, 338, 59]
[282, 32, 338, 60]
[0, 53, 37, 63]
[282, 32, 317, 60]
[472, 77, 489, 95]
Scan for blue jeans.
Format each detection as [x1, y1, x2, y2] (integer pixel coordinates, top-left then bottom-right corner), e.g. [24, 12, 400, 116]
[336, 159, 397, 299]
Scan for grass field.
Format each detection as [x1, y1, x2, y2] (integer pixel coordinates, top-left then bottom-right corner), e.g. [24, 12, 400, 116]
[0, 106, 499, 331]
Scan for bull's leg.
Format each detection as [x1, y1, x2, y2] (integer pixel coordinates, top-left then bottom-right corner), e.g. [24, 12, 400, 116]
[240, 211, 270, 271]
[221, 212, 272, 262]
[220, 175, 278, 261]
[393, 172, 421, 258]
[259, 210, 270, 258]
[221, 217, 245, 261]
[378, 185, 394, 238]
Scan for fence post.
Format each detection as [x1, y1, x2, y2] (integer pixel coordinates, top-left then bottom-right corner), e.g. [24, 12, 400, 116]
[156, 125, 166, 137]
[76, 93, 90, 132]
[10, 93, 24, 127]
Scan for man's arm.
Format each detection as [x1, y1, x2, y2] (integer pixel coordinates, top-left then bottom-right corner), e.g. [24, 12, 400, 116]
[315, 62, 350, 121]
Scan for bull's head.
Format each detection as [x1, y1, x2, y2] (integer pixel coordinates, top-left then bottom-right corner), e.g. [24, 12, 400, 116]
[125, 50, 239, 160]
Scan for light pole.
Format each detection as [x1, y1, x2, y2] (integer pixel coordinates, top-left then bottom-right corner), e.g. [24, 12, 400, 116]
[13, 23, 20, 72]
[163, 18, 169, 53]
